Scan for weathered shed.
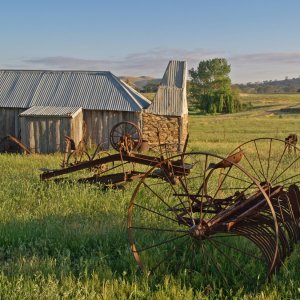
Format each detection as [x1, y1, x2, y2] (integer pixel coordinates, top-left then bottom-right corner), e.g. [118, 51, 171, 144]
[0, 70, 151, 151]
[20, 106, 83, 153]
[0, 61, 188, 153]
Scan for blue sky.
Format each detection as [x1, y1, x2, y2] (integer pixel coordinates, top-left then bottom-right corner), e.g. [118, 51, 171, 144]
[1, 0, 300, 83]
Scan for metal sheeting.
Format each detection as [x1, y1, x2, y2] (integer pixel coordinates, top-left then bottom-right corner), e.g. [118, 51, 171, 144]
[160, 61, 186, 88]
[0, 71, 44, 108]
[147, 88, 187, 116]
[146, 60, 188, 116]
[20, 106, 82, 117]
[0, 70, 151, 112]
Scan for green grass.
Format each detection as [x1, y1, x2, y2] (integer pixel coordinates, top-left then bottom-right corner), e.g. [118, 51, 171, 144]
[1, 94, 300, 299]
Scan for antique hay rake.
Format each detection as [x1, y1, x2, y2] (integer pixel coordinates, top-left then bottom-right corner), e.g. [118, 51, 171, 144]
[40, 122, 300, 285]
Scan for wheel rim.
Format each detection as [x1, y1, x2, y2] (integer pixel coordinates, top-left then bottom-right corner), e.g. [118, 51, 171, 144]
[128, 152, 279, 286]
[110, 121, 142, 152]
[228, 138, 300, 189]
[66, 150, 91, 166]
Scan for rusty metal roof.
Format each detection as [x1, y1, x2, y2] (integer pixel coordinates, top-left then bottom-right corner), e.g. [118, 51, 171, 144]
[146, 61, 188, 116]
[0, 70, 151, 112]
[20, 106, 82, 117]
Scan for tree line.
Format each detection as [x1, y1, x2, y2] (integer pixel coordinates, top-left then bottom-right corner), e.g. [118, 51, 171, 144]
[237, 77, 300, 94]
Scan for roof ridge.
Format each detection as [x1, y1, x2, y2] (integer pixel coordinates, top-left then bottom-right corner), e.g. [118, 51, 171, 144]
[109, 73, 145, 110]
[0, 69, 111, 74]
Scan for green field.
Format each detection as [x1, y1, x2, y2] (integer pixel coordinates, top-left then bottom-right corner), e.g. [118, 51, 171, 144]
[1, 94, 300, 299]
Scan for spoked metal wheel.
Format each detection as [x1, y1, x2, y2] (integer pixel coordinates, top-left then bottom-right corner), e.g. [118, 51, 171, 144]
[228, 138, 300, 257]
[128, 152, 280, 287]
[228, 138, 300, 189]
[91, 150, 114, 175]
[110, 121, 142, 152]
[66, 150, 91, 167]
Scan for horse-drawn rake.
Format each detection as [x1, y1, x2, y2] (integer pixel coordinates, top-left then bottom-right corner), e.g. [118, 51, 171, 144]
[40, 122, 300, 285]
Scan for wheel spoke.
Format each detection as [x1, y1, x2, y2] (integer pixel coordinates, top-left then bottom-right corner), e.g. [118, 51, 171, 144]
[272, 156, 300, 184]
[269, 144, 288, 182]
[134, 233, 189, 253]
[254, 140, 267, 182]
[133, 203, 178, 223]
[207, 238, 254, 282]
[209, 235, 264, 261]
[129, 226, 188, 233]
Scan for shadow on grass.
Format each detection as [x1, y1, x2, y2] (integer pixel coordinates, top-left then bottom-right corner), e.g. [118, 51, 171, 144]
[0, 213, 298, 296]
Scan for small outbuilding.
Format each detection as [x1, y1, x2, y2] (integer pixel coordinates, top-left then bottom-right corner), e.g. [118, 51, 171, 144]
[20, 106, 83, 153]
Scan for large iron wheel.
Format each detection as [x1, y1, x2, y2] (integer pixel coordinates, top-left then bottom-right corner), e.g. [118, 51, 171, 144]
[128, 152, 280, 287]
[228, 138, 300, 190]
[110, 121, 142, 152]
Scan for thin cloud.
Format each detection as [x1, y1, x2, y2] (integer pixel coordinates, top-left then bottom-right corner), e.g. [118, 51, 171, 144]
[23, 48, 224, 76]
[5, 49, 300, 83]
[230, 52, 300, 64]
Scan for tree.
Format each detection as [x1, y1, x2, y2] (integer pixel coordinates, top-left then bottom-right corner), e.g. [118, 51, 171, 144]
[189, 58, 240, 113]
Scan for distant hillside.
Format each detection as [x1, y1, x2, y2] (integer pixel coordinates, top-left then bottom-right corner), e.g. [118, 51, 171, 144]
[237, 77, 300, 94]
[121, 75, 300, 94]
[119, 76, 161, 92]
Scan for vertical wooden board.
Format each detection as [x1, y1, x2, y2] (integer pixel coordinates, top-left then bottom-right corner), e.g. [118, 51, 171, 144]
[40, 119, 46, 153]
[49, 118, 54, 153]
[98, 111, 103, 146]
[63, 118, 71, 139]
[20, 117, 25, 145]
[14, 110, 19, 137]
[61, 118, 66, 141]
[91, 110, 96, 145]
[70, 117, 75, 144]
[104, 111, 109, 148]
[74, 114, 81, 145]
[0, 109, 4, 138]
[4, 109, 9, 136]
[21, 118, 27, 150]
[96, 111, 101, 145]
[55, 118, 61, 152]
[52, 119, 56, 153]
[45, 119, 49, 153]
[60, 118, 67, 151]
[83, 110, 92, 147]
[77, 112, 83, 144]
[34, 120, 40, 153]
[28, 120, 35, 152]
[92, 110, 97, 145]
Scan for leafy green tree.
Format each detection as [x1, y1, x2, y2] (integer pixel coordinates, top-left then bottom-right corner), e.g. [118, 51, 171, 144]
[189, 58, 240, 113]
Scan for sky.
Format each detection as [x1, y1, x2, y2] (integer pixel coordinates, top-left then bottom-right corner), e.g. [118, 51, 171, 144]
[1, 0, 300, 83]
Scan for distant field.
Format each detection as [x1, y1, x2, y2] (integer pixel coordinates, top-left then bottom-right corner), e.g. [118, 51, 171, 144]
[0, 94, 300, 299]
[189, 93, 300, 153]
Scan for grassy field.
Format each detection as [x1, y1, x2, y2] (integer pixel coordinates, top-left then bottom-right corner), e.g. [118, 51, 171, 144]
[1, 94, 300, 299]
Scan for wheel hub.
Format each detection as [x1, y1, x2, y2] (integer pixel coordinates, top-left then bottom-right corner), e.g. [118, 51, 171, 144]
[189, 220, 210, 239]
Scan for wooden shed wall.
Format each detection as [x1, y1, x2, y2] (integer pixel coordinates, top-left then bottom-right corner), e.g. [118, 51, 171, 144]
[20, 111, 83, 153]
[83, 110, 141, 147]
[0, 108, 25, 139]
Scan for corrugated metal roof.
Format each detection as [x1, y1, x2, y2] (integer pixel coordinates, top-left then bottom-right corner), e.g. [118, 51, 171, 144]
[20, 106, 82, 117]
[0, 70, 44, 108]
[0, 70, 151, 112]
[146, 60, 188, 116]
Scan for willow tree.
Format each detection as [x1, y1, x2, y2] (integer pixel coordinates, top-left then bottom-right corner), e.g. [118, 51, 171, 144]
[189, 58, 240, 113]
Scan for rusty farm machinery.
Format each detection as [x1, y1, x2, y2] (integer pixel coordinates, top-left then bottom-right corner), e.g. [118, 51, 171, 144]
[40, 122, 300, 285]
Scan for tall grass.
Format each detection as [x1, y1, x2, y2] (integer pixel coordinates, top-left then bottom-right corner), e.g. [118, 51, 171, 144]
[0, 96, 300, 299]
